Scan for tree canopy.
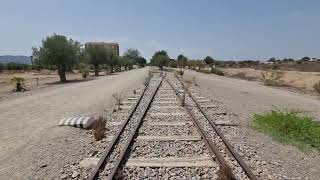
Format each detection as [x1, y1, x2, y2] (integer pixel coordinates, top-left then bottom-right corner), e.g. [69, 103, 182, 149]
[177, 54, 188, 68]
[150, 50, 169, 70]
[204, 56, 214, 65]
[32, 34, 80, 82]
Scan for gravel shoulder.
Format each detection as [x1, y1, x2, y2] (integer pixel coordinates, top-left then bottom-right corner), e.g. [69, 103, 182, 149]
[0, 68, 148, 179]
[184, 70, 320, 179]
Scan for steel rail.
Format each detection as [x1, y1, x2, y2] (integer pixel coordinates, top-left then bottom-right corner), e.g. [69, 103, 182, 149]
[165, 78, 230, 168]
[86, 83, 149, 180]
[175, 75, 258, 180]
[106, 74, 165, 179]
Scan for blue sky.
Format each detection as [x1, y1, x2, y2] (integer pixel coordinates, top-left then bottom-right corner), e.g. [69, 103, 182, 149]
[0, 0, 319, 60]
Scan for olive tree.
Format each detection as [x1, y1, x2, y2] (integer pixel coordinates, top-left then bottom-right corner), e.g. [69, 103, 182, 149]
[204, 56, 214, 65]
[85, 46, 114, 76]
[177, 54, 188, 68]
[32, 34, 80, 82]
[150, 50, 169, 70]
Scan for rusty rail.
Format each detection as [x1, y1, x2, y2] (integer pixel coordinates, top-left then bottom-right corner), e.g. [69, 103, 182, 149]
[86, 74, 165, 180]
[174, 74, 258, 180]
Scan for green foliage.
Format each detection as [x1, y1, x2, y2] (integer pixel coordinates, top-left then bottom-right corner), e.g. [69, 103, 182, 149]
[78, 63, 90, 78]
[150, 50, 169, 70]
[32, 34, 80, 82]
[0, 63, 4, 72]
[252, 109, 320, 152]
[313, 81, 320, 94]
[204, 56, 214, 65]
[177, 54, 188, 68]
[123, 48, 140, 63]
[137, 57, 147, 66]
[260, 70, 284, 86]
[85, 45, 115, 75]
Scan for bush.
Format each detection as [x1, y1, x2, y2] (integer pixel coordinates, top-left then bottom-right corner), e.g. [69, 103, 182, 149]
[0, 63, 4, 72]
[11, 76, 27, 92]
[92, 116, 107, 141]
[260, 70, 284, 86]
[211, 68, 224, 76]
[79, 63, 90, 79]
[252, 109, 320, 152]
[314, 81, 320, 94]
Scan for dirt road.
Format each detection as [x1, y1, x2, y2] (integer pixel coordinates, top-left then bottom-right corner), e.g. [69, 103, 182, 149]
[185, 70, 320, 123]
[0, 68, 148, 179]
[184, 70, 320, 179]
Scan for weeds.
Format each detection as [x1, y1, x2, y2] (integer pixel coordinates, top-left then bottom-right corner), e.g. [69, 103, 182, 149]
[79, 63, 90, 79]
[144, 73, 153, 87]
[313, 81, 320, 94]
[176, 69, 185, 77]
[11, 76, 27, 92]
[260, 70, 284, 86]
[217, 165, 236, 180]
[192, 76, 198, 86]
[113, 93, 124, 111]
[92, 116, 107, 141]
[252, 108, 320, 152]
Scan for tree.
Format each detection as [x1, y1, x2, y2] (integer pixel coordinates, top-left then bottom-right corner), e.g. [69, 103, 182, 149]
[204, 56, 214, 65]
[123, 48, 140, 63]
[85, 46, 112, 76]
[32, 34, 80, 82]
[137, 57, 147, 67]
[177, 54, 188, 68]
[301, 56, 311, 61]
[150, 50, 169, 70]
[0, 63, 4, 72]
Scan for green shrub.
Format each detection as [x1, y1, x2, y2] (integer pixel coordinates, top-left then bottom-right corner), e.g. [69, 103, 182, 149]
[252, 109, 320, 152]
[0, 63, 4, 72]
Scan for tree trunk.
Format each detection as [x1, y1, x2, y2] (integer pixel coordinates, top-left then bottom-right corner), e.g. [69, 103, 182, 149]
[58, 65, 67, 82]
[111, 66, 113, 73]
[94, 65, 99, 76]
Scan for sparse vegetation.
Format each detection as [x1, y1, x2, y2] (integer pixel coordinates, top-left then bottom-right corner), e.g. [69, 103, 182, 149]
[260, 70, 284, 86]
[113, 93, 124, 111]
[11, 77, 27, 92]
[217, 165, 236, 180]
[252, 109, 320, 152]
[92, 116, 107, 141]
[211, 68, 224, 76]
[313, 81, 320, 94]
[176, 69, 185, 77]
[78, 63, 90, 79]
[192, 76, 198, 86]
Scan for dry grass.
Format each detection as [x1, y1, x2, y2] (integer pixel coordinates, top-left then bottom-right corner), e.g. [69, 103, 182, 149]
[92, 116, 107, 141]
[217, 165, 236, 180]
[113, 93, 124, 110]
[223, 68, 320, 92]
[260, 70, 284, 86]
[314, 81, 320, 94]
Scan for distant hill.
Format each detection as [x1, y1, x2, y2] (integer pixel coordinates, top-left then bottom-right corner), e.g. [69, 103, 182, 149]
[0, 55, 31, 64]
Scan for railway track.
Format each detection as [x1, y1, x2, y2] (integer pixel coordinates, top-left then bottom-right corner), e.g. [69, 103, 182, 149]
[86, 71, 257, 180]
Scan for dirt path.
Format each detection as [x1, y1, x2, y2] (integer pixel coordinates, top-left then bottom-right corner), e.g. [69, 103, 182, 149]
[184, 70, 320, 179]
[0, 68, 148, 179]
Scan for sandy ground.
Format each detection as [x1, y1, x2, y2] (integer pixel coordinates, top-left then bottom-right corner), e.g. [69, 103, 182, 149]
[222, 68, 320, 93]
[0, 68, 148, 179]
[184, 70, 320, 179]
[0, 70, 92, 99]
